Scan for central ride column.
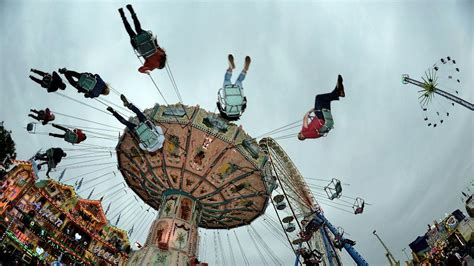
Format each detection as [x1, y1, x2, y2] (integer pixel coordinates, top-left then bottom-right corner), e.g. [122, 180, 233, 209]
[127, 190, 202, 266]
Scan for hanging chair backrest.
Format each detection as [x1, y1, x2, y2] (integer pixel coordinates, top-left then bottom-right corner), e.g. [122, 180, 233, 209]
[319, 109, 334, 134]
[133, 31, 157, 59]
[26, 123, 35, 132]
[335, 181, 342, 194]
[42, 74, 53, 88]
[78, 74, 97, 92]
[45, 149, 57, 169]
[219, 84, 245, 117]
[135, 122, 159, 148]
[64, 130, 79, 144]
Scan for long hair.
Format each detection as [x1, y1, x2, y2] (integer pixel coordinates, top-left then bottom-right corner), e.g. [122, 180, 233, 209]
[158, 48, 167, 69]
[102, 84, 111, 95]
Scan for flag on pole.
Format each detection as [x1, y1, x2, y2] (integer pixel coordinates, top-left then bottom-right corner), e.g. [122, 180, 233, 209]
[76, 178, 83, 190]
[105, 202, 111, 215]
[115, 213, 121, 226]
[87, 188, 95, 199]
[58, 169, 66, 182]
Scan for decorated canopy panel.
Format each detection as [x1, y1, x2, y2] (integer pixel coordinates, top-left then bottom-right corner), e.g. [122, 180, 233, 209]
[117, 104, 276, 229]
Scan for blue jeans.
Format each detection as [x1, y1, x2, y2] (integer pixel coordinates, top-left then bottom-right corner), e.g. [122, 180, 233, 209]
[224, 70, 246, 88]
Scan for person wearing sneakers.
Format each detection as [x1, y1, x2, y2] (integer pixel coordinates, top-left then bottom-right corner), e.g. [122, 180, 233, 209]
[48, 124, 87, 144]
[216, 54, 251, 121]
[29, 69, 66, 93]
[118, 4, 167, 73]
[59, 68, 110, 98]
[298, 75, 345, 140]
[107, 94, 165, 153]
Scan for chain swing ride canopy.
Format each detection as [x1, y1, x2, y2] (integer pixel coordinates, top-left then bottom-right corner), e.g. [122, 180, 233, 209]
[116, 104, 277, 229]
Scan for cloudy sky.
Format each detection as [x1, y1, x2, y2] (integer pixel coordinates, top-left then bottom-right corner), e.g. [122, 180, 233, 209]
[1, 0, 472, 265]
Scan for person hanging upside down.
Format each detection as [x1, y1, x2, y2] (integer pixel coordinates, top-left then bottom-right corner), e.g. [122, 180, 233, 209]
[48, 124, 87, 144]
[28, 108, 55, 125]
[216, 54, 251, 121]
[107, 94, 165, 153]
[58, 68, 110, 98]
[29, 69, 66, 93]
[299, 216, 325, 241]
[298, 75, 345, 140]
[118, 4, 167, 73]
[34, 148, 66, 178]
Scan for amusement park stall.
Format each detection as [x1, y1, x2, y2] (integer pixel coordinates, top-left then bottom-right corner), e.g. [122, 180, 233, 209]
[0, 160, 130, 265]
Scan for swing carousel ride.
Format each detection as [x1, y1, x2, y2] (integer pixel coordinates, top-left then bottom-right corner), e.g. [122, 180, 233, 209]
[12, 5, 473, 266]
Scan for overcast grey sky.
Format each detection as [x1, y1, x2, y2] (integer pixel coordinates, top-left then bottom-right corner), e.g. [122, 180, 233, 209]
[1, 0, 472, 265]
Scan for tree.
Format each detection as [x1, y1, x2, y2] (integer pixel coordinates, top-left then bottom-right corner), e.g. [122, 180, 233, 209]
[0, 121, 17, 169]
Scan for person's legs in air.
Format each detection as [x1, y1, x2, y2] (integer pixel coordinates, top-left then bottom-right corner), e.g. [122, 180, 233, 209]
[30, 109, 39, 114]
[314, 75, 344, 113]
[119, 7, 137, 49]
[120, 94, 147, 122]
[51, 124, 68, 132]
[129, 103, 147, 123]
[60, 69, 81, 88]
[36, 161, 47, 170]
[29, 75, 43, 85]
[223, 54, 235, 87]
[28, 114, 40, 121]
[35, 153, 48, 161]
[49, 133, 65, 139]
[31, 69, 47, 76]
[235, 56, 251, 88]
[126, 4, 144, 34]
[107, 107, 137, 131]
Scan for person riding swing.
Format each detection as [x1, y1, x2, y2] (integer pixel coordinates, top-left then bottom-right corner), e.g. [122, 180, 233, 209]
[28, 108, 55, 125]
[298, 75, 345, 140]
[217, 54, 251, 121]
[118, 4, 167, 73]
[107, 95, 165, 153]
[59, 68, 110, 98]
[34, 148, 67, 178]
[29, 69, 66, 93]
[48, 124, 87, 144]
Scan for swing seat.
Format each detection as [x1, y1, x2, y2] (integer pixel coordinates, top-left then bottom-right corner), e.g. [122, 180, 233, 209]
[324, 178, 342, 200]
[319, 109, 334, 134]
[26, 123, 36, 132]
[135, 122, 165, 152]
[64, 130, 79, 144]
[133, 31, 157, 58]
[41, 74, 53, 88]
[78, 74, 97, 92]
[217, 84, 246, 119]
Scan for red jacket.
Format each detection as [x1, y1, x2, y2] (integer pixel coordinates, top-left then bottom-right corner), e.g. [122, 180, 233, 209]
[138, 52, 165, 73]
[43, 108, 55, 123]
[300, 117, 325, 139]
[74, 129, 87, 143]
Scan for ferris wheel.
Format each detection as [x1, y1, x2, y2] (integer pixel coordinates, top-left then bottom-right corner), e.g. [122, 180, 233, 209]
[402, 56, 473, 128]
[259, 137, 368, 266]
